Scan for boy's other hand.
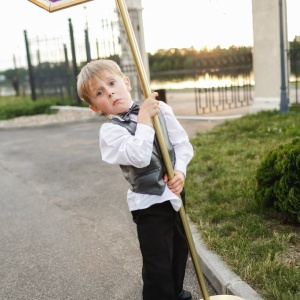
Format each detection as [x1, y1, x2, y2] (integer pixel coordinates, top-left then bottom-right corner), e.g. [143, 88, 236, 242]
[164, 170, 185, 195]
[138, 92, 160, 126]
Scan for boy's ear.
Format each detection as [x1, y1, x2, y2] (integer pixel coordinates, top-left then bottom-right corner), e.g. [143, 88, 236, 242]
[124, 77, 132, 92]
[89, 105, 103, 114]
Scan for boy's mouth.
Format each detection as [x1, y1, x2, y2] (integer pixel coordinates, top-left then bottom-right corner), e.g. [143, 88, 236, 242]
[113, 99, 121, 106]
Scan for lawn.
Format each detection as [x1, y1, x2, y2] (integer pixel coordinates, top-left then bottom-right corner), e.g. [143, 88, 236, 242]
[185, 105, 300, 300]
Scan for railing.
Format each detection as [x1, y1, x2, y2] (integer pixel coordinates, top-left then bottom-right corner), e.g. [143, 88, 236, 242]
[195, 83, 253, 114]
[193, 52, 253, 114]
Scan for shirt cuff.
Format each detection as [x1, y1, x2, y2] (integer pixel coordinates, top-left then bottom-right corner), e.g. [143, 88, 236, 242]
[135, 123, 155, 141]
[174, 161, 187, 177]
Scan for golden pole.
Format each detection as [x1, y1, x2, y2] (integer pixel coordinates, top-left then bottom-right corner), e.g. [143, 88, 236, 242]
[116, 3, 245, 299]
[116, 0, 210, 299]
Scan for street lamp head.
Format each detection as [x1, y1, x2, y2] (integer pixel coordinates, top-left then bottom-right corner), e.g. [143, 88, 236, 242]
[28, 0, 93, 12]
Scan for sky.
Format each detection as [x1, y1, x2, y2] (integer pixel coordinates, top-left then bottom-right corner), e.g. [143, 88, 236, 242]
[0, 0, 300, 71]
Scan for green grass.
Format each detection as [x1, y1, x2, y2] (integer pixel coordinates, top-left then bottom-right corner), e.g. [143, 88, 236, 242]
[185, 105, 300, 300]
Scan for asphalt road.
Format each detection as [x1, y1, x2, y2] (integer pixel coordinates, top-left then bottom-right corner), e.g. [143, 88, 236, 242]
[0, 119, 217, 300]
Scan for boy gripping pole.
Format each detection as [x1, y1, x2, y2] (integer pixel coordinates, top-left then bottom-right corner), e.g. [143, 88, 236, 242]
[77, 59, 194, 300]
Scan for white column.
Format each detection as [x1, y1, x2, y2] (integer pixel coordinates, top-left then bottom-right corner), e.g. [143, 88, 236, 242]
[251, 0, 288, 113]
[125, 0, 150, 80]
[117, 0, 150, 101]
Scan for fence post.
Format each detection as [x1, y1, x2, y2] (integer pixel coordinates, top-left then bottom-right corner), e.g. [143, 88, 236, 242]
[68, 18, 81, 105]
[96, 39, 100, 59]
[24, 30, 37, 101]
[84, 28, 92, 62]
[12, 54, 20, 96]
[63, 44, 72, 102]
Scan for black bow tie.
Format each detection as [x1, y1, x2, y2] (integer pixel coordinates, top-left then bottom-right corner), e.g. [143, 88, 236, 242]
[118, 103, 140, 121]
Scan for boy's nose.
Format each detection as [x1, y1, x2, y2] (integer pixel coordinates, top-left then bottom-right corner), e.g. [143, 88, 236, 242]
[108, 91, 114, 97]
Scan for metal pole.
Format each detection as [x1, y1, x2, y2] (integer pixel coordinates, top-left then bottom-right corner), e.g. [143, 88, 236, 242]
[279, 0, 289, 113]
[13, 54, 20, 97]
[116, 0, 210, 299]
[96, 39, 100, 59]
[68, 18, 81, 105]
[63, 44, 72, 102]
[84, 28, 92, 62]
[84, 5, 92, 62]
[24, 30, 37, 101]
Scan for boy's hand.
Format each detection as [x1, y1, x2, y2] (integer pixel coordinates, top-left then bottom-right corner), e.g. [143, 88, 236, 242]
[163, 170, 185, 195]
[138, 92, 160, 126]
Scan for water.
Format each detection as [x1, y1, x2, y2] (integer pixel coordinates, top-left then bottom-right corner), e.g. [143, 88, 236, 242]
[150, 73, 254, 90]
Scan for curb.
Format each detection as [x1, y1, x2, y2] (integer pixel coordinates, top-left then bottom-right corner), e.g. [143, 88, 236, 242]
[176, 115, 243, 120]
[50, 105, 90, 111]
[50, 106, 244, 121]
[189, 220, 264, 299]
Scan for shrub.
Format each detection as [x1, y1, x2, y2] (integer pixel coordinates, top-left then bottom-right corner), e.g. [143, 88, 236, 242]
[255, 138, 300, 223]
[0, 100, 55, 120]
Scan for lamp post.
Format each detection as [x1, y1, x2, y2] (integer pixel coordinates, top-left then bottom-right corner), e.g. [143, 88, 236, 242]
[279, 0, 289, 113]
[84, 5, 92, 62]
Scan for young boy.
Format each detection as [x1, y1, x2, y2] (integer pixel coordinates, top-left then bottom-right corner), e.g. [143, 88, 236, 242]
[77, 59, 194, 300]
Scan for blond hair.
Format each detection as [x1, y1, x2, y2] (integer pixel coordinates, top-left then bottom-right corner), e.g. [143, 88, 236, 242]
[77, 59, 125, 105]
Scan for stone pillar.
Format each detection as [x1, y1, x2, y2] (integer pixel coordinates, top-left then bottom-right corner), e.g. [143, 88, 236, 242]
[251, 0, 289, 113]
[117, 0, 150, 101]
[126, 0, 150, 80]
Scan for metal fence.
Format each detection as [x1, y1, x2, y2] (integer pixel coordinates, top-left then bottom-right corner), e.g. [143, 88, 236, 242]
[289, 46, 300, 104]
[3, 22, 300, 112]
[0, 14, 124, 104]
[195, 83, 253, 114]
[193, 52, 253, 114]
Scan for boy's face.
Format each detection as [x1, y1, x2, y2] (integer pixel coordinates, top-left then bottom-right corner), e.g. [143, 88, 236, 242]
[88, 71, 132, 115]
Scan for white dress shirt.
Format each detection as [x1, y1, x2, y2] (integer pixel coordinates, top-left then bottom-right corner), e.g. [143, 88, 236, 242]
[99, 101, 194, 211]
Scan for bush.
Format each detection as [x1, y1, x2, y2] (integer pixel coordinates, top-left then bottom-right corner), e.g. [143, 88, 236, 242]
[0, 100, 55, 120]
[255, 138, 300, 223]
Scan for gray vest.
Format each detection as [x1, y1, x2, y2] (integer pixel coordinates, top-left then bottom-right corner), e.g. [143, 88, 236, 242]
[108, 113, 175, 195]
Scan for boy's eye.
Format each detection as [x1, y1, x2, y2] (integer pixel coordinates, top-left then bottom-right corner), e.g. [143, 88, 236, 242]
[97, 90, 103, 96]
[109, 81, 115, 86]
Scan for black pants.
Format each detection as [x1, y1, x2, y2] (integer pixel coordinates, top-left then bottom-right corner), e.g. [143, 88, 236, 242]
[132, 200, 189, 300]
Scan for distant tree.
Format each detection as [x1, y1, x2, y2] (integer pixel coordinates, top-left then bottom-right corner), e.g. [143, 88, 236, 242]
[289, 36, 300, 78]
[148, 45, 252, 78]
